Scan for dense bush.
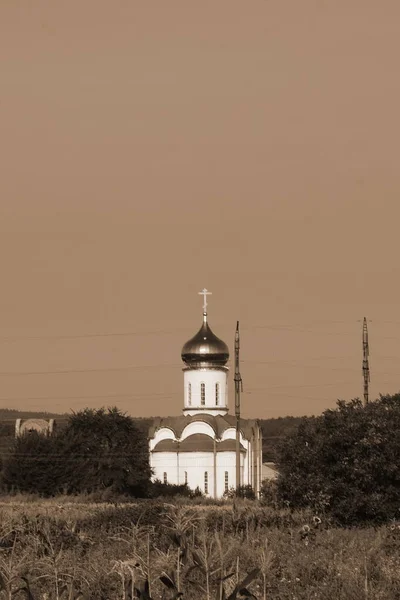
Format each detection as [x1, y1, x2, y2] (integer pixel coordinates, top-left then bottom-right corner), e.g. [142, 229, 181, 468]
[223, 484, 256, 500]
[277, 394, 400, 524]
[148, 479, 204, 498]
[1, 407, 151, 497]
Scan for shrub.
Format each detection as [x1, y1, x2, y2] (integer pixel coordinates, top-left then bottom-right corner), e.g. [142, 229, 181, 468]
[277, 394, 400, 524]
[223, 484, 255, 500]
[148, 480, 202, 498]
[1, 407, 151, 498]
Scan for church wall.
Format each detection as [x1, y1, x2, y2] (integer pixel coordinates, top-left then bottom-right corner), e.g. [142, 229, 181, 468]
[183, 369, 228, 415]
[151, 449, 249, 498]
[151, 450, 216, 495]
[150, 452, 178, 485]
[216, 451, 245, 495]
[258, 424, 263, 495]
[178, 451, 215, 496]
[243, 438, 250, 484]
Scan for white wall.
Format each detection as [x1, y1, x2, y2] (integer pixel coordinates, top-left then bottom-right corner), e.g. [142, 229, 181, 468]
[149, 422, 260, 497]
[151, 452, 178, 484]
[183, 368, 228, 416]
[151, 448, 248, 498]
[178, 451, 216, 495]
[152, 451, 216, 495]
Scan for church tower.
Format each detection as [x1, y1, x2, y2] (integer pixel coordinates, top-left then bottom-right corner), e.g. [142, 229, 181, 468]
[181, 289, 229, 416]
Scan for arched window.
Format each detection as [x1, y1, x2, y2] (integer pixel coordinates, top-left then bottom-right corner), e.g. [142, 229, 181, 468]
[224, 471, 229, 493]
[204, 471, 208, 494]
[200, 383, 206, 405]
[184, 471, 188, 485]
[188, 383, 192, 406]
[163, 472, 168, 484]
[215, 382, 220, 405]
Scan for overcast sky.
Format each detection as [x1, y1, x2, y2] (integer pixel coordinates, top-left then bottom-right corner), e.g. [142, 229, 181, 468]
[1, 0, 400, 419]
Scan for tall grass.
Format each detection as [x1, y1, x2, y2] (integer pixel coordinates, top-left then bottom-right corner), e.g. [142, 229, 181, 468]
[0, 499, 399, 599]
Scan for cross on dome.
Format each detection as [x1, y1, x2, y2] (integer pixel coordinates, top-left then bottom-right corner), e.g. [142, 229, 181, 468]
[198, 288, 212, 314]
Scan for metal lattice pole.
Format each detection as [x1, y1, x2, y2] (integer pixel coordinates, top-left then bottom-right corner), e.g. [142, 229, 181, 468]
[362, 317, 370, 405]
[234, 321, 243, 491]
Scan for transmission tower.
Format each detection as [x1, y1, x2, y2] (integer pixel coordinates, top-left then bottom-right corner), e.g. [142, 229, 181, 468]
[362, 317, 370, 405]
[234, 321, 243, 491]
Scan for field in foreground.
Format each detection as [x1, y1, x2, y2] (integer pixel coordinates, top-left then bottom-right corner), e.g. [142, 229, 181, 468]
[0, 499, 399, 599]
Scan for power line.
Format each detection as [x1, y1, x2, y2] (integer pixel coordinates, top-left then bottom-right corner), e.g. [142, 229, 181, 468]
[0, 391, 179, 403]
[0, 375, 399, 405]
[0, 363, 183, 376]
[0, 356, 386, 377]
[2, 318, 400, 345]
[0, 327, 190, 344]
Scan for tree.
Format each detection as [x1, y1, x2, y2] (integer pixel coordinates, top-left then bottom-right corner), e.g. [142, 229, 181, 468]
[1, 431, 66, 495]
[1, 407, 152, 497]
[276, 394, 400, 524]
[58, 407, 151, 496]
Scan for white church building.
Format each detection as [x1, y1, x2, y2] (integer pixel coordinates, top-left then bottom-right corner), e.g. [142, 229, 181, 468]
[149, 291, 263, 498]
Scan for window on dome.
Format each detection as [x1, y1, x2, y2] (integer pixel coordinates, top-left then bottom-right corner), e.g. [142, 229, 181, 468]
[200, 383, 206, 405]
[188, 383, 192, 405]
[224, 471, 229, 493]
[163, 472, 168, 484]
[215, 382, 220, 405]
[204, 471, 208, 494]
[184, 471, 188, 485]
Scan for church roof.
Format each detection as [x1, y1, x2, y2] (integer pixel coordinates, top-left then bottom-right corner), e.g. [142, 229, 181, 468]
[217, 439, 246, 453]
[181, 315, 229, 368]
[151, 439, 179, 452]
[149, 413, 259, 441]
[152, 434, 246, 453]
[180, 433, 214, 452]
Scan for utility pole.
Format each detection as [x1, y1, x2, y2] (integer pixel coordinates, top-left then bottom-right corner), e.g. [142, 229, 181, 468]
[234, 321, 243, 492]
[362, 317, 370, 405]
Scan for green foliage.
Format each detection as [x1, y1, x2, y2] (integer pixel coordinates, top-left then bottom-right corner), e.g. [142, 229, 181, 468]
[60, 407, 151, 496]
[259, 479, 279, 508]
[223, 485, 255, 500]
[277, 394, 400, 524]
[1, 407, 151, 498]
[149, 480, 203, 499]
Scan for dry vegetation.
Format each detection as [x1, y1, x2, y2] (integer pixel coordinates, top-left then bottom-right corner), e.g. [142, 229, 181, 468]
[0, 498, 399, 600]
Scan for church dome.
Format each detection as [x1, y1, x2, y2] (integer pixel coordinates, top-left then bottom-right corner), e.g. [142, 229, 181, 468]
[182, 317, 229, 367]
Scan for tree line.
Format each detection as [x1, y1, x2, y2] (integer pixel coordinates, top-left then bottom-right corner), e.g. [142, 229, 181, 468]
[1, 395, 399, 524]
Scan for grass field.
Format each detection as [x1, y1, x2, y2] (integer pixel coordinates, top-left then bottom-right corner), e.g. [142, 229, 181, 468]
[0, 496, 399, 599]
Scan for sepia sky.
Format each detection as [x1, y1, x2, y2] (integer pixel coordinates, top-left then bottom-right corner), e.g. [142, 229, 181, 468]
[1, 0, 400, 419]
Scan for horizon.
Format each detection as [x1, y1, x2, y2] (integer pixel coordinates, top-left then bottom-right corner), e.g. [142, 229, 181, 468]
[0, 390, 398, 422]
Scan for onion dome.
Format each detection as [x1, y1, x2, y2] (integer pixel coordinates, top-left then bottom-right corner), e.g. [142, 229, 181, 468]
[182, 314, 229, 367]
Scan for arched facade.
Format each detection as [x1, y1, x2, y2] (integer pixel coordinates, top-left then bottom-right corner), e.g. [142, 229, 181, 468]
[15, 418, 55, 437]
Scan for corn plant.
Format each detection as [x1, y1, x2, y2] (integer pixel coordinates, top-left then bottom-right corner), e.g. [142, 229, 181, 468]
[257, 538, 274, 600]
[0, 528, 33, 600]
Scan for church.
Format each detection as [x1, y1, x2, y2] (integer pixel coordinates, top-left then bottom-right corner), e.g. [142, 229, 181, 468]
[148, 290, 263, 498]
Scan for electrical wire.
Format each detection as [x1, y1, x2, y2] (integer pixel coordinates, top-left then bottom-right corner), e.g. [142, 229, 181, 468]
[1, 318, 400, 345]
